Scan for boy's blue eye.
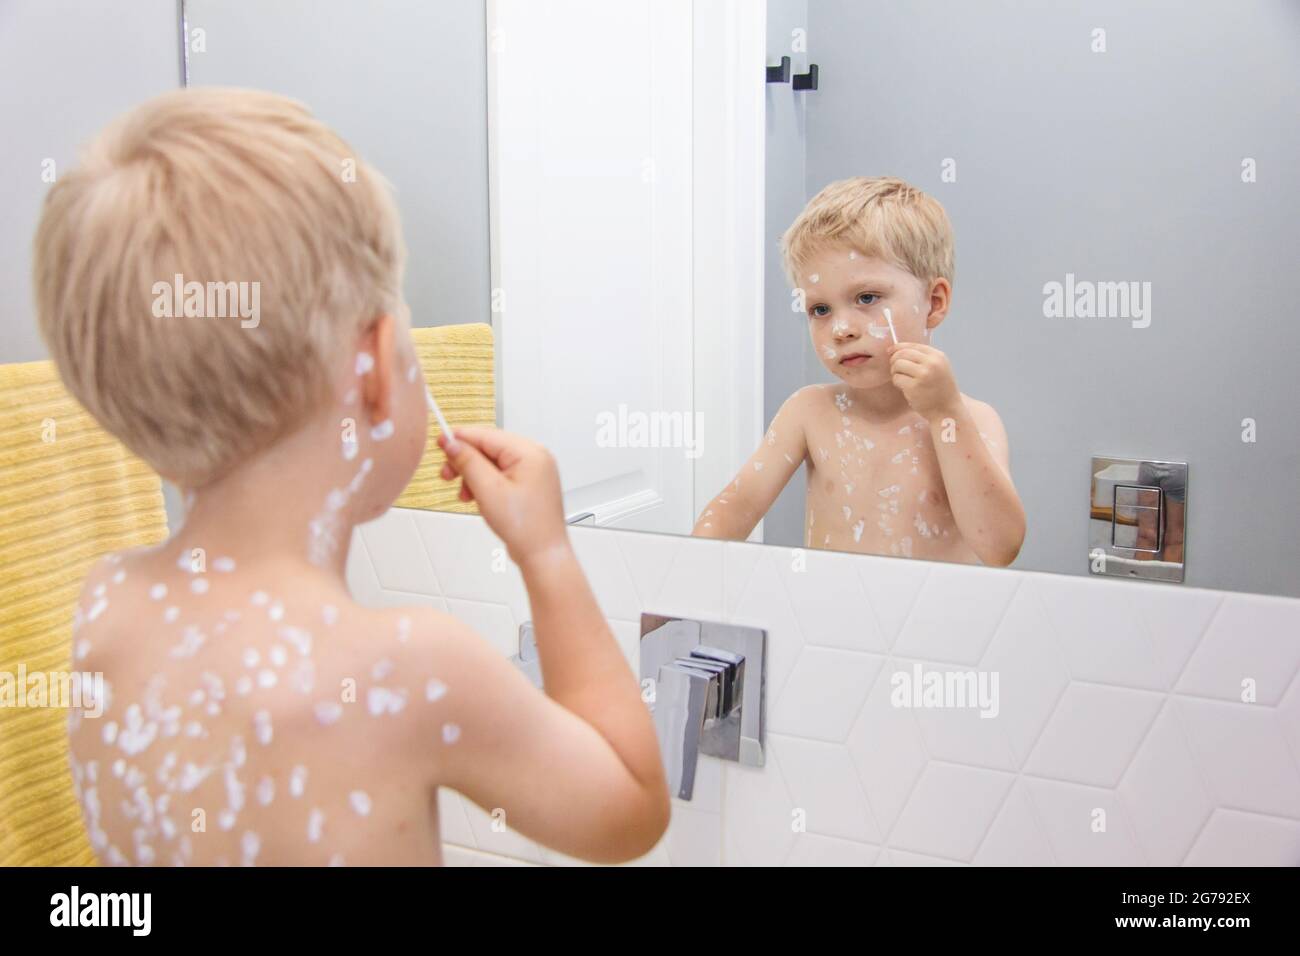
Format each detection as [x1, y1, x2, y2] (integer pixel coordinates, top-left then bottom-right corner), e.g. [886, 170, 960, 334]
[810, 304, 829, 317]
[858, 293, 879, 306]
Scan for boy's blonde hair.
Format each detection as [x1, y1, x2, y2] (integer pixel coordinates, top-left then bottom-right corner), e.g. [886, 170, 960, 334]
[33, 87, 406, 486]
[781, 176, 954, 289]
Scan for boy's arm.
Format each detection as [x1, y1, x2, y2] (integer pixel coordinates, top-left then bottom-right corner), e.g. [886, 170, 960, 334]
[888, 344, 1025, 566]
[926, 398, 1024, 566]
[405, 561, 669, 864]
[692, 389, 811, 540]
[418, 427, 669, 863]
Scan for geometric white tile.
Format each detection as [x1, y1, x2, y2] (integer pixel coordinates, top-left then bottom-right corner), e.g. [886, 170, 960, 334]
[978, 583, 1072, 767]
[902, 657, 1017, 771]
[882, 848, 968, 866]
[1116, 703, 1215, 865]
[854, 555, 931, 648]
[725, 550, 805, 706]
[1182, 809, 1300, 867]
[776, 547, 887, 652]
[619, 532, 724, 621]
[785, 832, 881, 866]
[1032, 573, 1166, 690]
[769, 648, 883, 741]
[360, 509, 440, 593]
[438, 788, 477, 848]
[412, 511, 511, 603]
[1024, 777, 1145, 866]
[375, 587, 449, 614]
[661, 804, 722, 867]
[769, 735, 880, 844]
[568, 525, 644, 623]
[722, 540, 765, 615]
[1175, 594, 1300, 705]
[443, 845, 539, 866]
[888, 762, 1013, 861]
[1175, 696, 1300, 820]
[444, 596, 521, 659]
[972, 780, 1055, 866]
[722, 761, 795, 867]
[362, 508, 1300, 867]
[845, 664, 930, 834]
[1132, 584, 1221, 689]
[1280, 671, 1300, 764]
[345, 529, 383, 605]
[1024, 683, 1163, 788]
[893, 564, 1021, 666]
[462, 798, 544, 863]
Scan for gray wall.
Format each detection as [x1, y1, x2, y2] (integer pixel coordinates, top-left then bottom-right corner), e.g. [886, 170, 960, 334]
[0, 0, 180, 364]
[767, 0, 1300, 596]
[763, 0, 812, 549]
[186, 0, 491, 333]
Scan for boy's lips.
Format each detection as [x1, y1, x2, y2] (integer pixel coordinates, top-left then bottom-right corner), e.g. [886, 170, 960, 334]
[839, 352, 871, 367]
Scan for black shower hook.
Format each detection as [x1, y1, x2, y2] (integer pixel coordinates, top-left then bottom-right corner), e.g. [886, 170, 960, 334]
[766, 56, 791, 83]
[793, 63, 819, 91]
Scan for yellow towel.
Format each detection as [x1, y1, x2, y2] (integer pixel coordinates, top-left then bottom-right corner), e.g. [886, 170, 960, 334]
[394, 322, 496, 513]
[0, 360, 169, 866]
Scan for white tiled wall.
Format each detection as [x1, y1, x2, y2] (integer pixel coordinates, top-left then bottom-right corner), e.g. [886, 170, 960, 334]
[348, 508, 1300, 867]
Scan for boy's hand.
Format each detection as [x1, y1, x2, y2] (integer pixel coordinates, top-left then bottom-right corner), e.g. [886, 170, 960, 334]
[887, 342, 962, 421]
[438, 426, 569, 568]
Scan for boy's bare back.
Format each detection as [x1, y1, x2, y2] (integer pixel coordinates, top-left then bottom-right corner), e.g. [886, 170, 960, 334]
[70, 547, 460, 866]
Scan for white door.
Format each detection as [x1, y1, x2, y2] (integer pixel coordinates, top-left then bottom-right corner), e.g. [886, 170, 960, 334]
[488, 0, 695, 533]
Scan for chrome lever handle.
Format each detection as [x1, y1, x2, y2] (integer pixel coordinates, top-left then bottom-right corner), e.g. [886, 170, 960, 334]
[653, 661, 714, 800]
[639, 614, 768, 802]
[510, 622, 543, 688]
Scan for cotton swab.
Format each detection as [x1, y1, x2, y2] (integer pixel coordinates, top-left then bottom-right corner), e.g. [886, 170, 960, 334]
[882, 306, 899, 345]
[425, 386, 454, 442]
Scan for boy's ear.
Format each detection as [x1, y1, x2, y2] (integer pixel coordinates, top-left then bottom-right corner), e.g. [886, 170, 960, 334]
[361, 313, 397, 422]
[926, 278, 952, 331]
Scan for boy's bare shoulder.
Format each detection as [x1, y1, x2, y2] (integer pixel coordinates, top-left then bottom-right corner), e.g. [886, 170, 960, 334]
[782, 384, 836, 419]
[959, 393, 1012, 461]
[960, 392, 1007, 428]
[334, 601, 502, 686]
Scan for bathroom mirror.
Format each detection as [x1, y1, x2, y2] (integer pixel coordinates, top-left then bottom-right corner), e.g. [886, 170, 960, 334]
[186, 0, 1300, 598]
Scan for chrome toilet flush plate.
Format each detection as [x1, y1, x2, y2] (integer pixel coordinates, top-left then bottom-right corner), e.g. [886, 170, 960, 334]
[1089, 456, 1188, 582]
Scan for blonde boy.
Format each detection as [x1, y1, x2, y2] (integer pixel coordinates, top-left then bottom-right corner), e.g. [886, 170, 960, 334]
[36, 88, 668, 866]
[694, 177, 1025, 566]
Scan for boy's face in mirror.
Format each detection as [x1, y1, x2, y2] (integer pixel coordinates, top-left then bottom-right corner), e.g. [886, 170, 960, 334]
[797, 245, 942, 388]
